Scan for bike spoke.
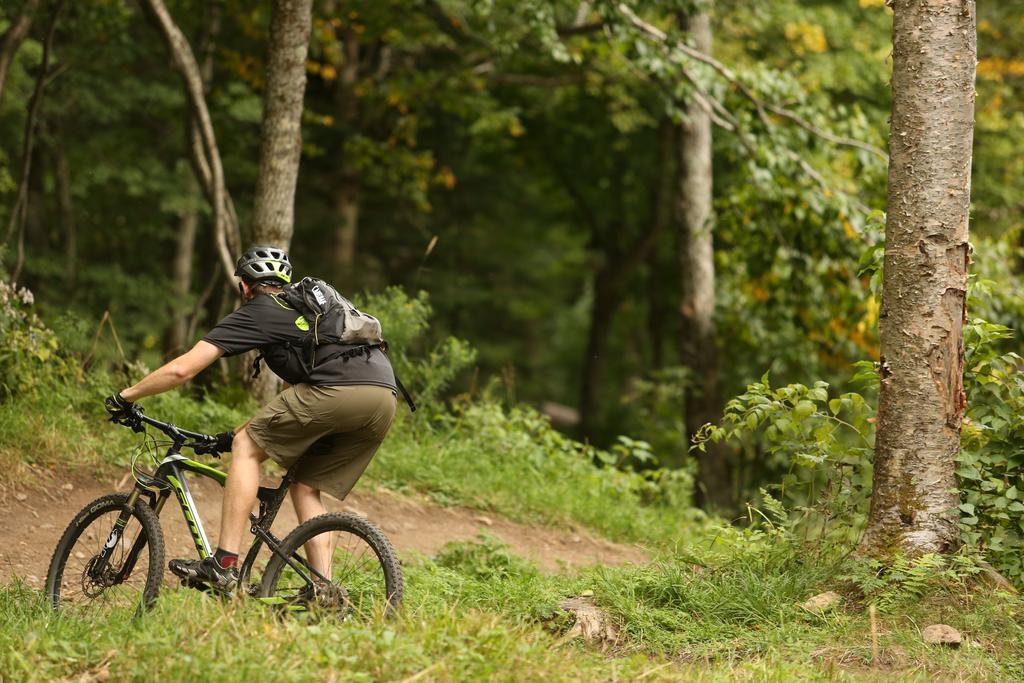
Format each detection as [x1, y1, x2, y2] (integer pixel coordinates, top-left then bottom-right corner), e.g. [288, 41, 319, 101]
[54, 510, 152, 615]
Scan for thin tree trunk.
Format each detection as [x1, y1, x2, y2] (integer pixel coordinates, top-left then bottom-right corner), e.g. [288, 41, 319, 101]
[859, 0, 976, 558]
[647, 122, 675, 372]
[6, 0, 62, 285]
[332, 26, 360, 278]
[53, 138, 76, 288]
[577, 121, 675, 439]
[246, 0, 313, 402]
[169, 174, 199, 354]
[0, 0, 39, 106]
[334, 183, 359, 274]
[578, 274, 617, 439]
[676, 7, 727, 509]
[139, 0, 240, 282]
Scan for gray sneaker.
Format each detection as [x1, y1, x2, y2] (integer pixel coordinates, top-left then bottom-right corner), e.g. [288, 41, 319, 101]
[169, 556, 238, 593]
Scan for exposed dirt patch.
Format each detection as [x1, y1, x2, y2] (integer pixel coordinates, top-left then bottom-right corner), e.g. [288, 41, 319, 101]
[1, 471, 648, 588]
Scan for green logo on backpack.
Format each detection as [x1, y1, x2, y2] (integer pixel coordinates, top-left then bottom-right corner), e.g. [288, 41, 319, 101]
[294, 316, 309, 331]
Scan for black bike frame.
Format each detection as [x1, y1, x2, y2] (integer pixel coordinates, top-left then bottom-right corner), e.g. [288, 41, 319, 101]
[100, 412, 331, 592]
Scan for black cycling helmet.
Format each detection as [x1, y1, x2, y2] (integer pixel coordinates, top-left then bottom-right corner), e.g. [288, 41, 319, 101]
[234, 245, 293, 285]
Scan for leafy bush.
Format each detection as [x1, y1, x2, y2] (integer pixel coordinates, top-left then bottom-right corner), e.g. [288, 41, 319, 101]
[0, 281, 79, 398]
[840, 553, 982, 612]
[358, 288, 476, 408]
[700, 315, 1024, 585]
[957, 317, 1024, 583]
[696, 373, 876, 542]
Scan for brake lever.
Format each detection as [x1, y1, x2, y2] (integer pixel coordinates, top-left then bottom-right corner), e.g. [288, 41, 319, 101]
[192, 436, 224, 458]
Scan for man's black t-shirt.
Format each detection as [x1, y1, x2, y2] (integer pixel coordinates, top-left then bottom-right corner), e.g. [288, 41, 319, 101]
[202, 294, 396, 389]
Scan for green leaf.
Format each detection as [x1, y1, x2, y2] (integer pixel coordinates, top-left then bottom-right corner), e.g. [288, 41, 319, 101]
[829, 398, 842, 415]
[793, 401, 815, 419]
[959, 502, 976, 515]
[809, 387, 828, 402]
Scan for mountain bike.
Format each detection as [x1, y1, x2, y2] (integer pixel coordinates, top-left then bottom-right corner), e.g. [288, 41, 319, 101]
[44, 404, 403, 618]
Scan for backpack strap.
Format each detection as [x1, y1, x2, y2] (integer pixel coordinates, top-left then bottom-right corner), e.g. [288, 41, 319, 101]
[379, 341, 417, 413]
[251, 352, 265, 379]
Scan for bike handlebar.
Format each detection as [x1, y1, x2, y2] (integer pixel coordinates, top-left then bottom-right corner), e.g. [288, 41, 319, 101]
[111, 405, 226, 455]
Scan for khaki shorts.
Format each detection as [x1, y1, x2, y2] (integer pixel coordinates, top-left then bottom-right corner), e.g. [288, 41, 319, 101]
[246, 384, 397, 500]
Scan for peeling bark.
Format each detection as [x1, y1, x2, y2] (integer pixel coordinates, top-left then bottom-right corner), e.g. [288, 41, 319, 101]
[859, 0, 976, 558]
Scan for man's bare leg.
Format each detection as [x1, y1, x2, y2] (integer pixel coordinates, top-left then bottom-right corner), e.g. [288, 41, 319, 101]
[290, 481, 333, 577]
[217, 428, 268, 554]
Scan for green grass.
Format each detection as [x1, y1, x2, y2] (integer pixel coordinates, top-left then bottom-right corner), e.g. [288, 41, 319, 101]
[4, 536, 1023, 682]
[4, 373, 1023, 680]
[369, 403, 704, 547]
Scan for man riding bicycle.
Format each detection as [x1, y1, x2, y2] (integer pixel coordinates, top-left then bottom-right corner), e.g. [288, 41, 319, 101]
[103, 246, 398, 592]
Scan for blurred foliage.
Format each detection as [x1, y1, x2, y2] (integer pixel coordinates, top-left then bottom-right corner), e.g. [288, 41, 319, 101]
[3, 1, 1024, 537]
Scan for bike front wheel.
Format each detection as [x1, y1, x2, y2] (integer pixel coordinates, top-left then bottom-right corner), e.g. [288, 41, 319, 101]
[259, 512, 403, 618]
[45, 492, 165, 614]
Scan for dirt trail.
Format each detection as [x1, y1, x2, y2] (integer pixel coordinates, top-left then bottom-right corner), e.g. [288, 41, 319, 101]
[1, 472, 647, 588]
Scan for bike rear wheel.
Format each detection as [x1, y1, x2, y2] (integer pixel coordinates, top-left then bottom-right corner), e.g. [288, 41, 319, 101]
[259, 512, 403, 618]
[45, 493, 165, 614]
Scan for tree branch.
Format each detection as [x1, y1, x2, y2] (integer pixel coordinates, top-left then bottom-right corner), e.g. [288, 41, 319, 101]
[139, 0, 241, 283]
[616, 3, 888, 162]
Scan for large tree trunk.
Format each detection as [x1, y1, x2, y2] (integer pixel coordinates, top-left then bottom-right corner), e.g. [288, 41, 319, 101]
[858, 0, 976, 558]
[251, 0, 312, 245]
[246, 0, 313, 402]
[0, 0, 39, 106]
[676, 8, 728, 509]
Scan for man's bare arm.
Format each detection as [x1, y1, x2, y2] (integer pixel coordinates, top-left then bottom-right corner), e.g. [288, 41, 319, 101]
[120, 340, 224, 401]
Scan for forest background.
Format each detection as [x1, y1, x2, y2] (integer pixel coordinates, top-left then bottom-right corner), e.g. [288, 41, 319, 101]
[4, 0, 1024, 679]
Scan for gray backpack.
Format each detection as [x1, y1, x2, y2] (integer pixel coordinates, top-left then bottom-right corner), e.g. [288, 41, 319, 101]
[253, 277, 416, 410]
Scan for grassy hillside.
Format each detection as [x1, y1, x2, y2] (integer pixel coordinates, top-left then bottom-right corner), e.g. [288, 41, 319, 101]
[3, 293, 1024, 680]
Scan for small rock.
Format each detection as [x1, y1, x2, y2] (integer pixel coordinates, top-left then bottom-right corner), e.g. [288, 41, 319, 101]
[800, 591, 842, 614]
[14, 493, 27, 502]
[61, 483, 74, 491]
[474, 515, 494, 527]
[580, 589, 594, 598]
[923, 624, 962, 647]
